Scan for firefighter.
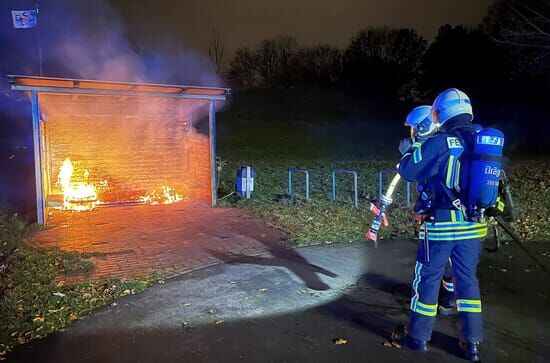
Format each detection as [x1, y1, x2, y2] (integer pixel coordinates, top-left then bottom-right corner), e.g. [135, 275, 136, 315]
[397, 89, 488, 362]
[401, 106, 457, 316]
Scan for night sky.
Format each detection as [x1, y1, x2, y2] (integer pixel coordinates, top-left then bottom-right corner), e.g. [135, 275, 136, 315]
[109, 0, 496, 56]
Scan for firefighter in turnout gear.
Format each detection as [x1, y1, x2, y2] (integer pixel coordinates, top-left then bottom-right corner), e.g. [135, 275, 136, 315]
[401, 105, 457, 316]
[397, 89, 499, 362]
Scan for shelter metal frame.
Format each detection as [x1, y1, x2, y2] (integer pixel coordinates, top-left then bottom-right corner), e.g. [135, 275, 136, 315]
[8, 75, 231, 224]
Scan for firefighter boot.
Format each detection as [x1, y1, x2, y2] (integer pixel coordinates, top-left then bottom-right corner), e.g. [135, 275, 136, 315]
[459, 340, 481, 362]
[402, 335, 429, 352]
[391, 325, 428, 352]
[438, 280, 457, 316]
[438, 289, 457, 315]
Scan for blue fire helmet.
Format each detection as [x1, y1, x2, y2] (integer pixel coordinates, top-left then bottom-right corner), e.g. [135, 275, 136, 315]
[405, 105, 436, 138]
[432, 88, 473, 125]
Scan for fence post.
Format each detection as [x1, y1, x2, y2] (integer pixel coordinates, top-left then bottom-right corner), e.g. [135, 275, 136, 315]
[331, 168, 358, 208]
[288, 168, 310, 200]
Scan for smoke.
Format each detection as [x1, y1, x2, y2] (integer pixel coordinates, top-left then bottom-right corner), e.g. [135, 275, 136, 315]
[0, 0, 224, 143]
[1, 0, 221, 85]
[0, 0, 223, 215]
[0, 0, 222, 126]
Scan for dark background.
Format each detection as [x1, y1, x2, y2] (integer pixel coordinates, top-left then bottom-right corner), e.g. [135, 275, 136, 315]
[1, 0, 549, 219]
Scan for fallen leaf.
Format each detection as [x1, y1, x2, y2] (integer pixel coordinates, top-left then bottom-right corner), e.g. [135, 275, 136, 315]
[215, 320, 224, 325]
[182, 321, 193, 331]
[208, 308, 217, 314]
[383, 341, 392, 347]
[32, 316, 44, 324]
[181, 303, 192, 307]
[391, 341, 402, 348]
[53, 292, 66, 297]
[501, 268, 508, 272]
[258, 288, 268, 293]
[68, 313, 78, 321]
[158, 279, 165, 284]
[333, 338, 347, 345]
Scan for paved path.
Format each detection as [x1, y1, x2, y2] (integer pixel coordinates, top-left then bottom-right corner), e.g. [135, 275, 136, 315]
[8, 240, 550, 363]
[34, 203, 289, 283]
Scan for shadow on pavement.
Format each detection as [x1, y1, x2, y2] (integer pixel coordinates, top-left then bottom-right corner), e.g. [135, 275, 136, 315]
[7, 240, 550, 363]
[206, 248, 337, 291]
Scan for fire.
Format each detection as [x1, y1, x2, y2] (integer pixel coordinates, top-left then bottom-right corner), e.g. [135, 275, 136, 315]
[55, 158, 183, 210]
[140, 186, 184, 205]
[57, 158, 98, 211]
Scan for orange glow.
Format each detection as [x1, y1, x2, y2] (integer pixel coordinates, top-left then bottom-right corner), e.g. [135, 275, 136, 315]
[57, 158, 99, 211]
[39, 93, 212, 219]
[140, 186, 184, 205]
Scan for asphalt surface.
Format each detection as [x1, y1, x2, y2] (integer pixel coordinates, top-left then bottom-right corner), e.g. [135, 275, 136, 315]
[7, 239, 550, 363]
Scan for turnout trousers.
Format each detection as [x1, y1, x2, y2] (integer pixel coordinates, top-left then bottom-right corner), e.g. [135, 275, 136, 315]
[408, 211, 486, 343]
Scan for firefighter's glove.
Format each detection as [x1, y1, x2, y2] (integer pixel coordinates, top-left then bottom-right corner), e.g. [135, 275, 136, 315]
[398, 138, 413, 155]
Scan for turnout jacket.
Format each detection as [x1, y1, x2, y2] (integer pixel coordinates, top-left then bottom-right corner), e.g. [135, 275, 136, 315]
[398, 115, 478, 212]
[399, 115, 488, 241]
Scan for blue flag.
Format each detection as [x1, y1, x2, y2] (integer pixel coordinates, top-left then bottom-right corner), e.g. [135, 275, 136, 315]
[12, 10, 38, 29]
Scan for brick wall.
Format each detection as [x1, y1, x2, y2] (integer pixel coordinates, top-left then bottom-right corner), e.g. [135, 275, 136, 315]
[39, 93, 212, 207]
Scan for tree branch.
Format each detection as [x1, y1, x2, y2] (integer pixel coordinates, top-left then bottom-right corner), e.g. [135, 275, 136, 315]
[490, 34, 550, 48]
[504, 0, 550, 37]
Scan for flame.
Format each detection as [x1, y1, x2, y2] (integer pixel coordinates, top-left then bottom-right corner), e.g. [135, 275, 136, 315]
[140, 185, 184, 205]
[57, 158, 98, 211]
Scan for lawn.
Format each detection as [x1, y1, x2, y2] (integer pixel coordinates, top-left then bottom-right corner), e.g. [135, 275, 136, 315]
[217, 159, 550, 245]
[217, 89, 550, 245]
[0, 214, 162, 358]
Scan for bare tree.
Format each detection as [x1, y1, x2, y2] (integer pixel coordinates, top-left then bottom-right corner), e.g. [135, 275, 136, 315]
[343, 27, 427, 98]
[208, 28, 225, 75]
[296, 45, 342, 85]
[227, 47, 259, 88]
[485, 0, 550, 64]
[256, 35, 298, 87]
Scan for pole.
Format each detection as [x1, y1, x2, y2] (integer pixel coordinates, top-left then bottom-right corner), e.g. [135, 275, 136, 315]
[35, 1, 43, 76]
[31, 91, 45, 224]
[209, 100, 218, 206]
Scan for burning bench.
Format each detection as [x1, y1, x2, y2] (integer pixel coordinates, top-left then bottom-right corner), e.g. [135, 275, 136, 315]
[9, 75, 230, 224]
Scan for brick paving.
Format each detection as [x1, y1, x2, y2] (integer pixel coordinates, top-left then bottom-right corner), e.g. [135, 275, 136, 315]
[33, 203, 290, 283]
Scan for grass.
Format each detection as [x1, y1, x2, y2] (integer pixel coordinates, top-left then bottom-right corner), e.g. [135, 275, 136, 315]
[216, 89, 550, 245]
[0, 214, 162, 358]
[218, 159, 413, 243]
[218, 159, 550, 245]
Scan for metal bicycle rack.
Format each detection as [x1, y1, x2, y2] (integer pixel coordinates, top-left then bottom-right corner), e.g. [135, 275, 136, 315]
[331, 168, 358, 208]
[288, 168, 310, 200]
[378, 169, 412, 208]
